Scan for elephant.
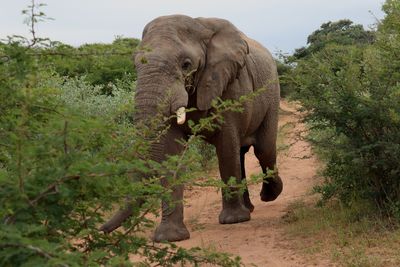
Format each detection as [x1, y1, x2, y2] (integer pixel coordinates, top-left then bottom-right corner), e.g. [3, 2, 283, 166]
[100, 15, 283, 242]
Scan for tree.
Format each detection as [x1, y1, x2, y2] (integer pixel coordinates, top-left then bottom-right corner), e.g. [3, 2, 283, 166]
[291, 19, 375, 60]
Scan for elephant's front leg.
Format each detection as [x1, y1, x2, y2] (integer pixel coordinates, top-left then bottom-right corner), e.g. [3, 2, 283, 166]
[153, 182, 190, 242]
[215, 129, 251, 224]
[153, 126, 190, 242]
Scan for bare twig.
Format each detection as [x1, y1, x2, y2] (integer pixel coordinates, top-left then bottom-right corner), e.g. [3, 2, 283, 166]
[17, 139, 24, 193]
[28, 0, 37, 48]
[63, 121, 68, 155]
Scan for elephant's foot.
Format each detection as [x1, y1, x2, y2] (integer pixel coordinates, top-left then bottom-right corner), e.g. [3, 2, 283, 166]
[243, 191, 255, 212]
[153, 221, 190, 242]
[219, 205, 251, 224]
[260, 175, 283, 202]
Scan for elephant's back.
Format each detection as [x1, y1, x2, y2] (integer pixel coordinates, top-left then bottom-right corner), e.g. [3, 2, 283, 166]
[243, 35, 279, 95]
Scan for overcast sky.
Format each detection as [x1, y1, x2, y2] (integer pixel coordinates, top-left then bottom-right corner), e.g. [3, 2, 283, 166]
[0, 0, 385, 54]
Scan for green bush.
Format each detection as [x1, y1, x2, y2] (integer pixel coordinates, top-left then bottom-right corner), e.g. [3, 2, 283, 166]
[0, 38, 241, 266]
[39, 37, 139, 91]
[41, 74, 135, 119]
[288, 0, 400, 219]
[276, 59, 294, 98]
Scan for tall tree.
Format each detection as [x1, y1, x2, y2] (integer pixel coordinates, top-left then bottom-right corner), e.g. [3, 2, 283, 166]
[292, 19, 375, 60]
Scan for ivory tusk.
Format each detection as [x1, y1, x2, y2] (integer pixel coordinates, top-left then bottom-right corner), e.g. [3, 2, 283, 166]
[176, 107, 186, 125]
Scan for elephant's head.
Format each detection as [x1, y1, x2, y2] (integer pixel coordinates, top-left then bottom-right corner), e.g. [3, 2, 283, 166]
[134, 15, 249, 129]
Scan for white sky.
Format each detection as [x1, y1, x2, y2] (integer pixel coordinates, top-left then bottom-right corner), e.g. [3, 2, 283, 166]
[0, 0, 385, 54]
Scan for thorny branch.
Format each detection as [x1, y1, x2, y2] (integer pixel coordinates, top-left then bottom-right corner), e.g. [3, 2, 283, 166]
[0, 243, 69, 267]
[142, 244, 239, 267]
[111, 206, 154, 248]
[28, 175, 80, 206]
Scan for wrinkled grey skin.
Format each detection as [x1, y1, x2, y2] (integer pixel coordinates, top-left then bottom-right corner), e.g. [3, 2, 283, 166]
[101, 15, 282, 242]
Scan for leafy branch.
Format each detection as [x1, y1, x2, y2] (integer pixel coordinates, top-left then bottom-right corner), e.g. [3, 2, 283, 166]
[0, 243, 69, 267]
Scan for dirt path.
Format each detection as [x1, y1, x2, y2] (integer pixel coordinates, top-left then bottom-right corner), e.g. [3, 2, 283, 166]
[178, 100, 323, 266]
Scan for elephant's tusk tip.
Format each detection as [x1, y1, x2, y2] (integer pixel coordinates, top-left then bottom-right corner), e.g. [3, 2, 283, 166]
[176, 107, 186, 125]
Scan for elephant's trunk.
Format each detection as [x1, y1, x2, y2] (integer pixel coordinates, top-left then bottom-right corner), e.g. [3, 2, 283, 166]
[135, 60, 189, 124]
[100, 65, 187, 233]
[99, 204, 134, 233]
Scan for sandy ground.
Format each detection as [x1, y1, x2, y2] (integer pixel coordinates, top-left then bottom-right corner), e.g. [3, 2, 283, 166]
[176, 100, 327, 266]
[128, 100, 329, 266]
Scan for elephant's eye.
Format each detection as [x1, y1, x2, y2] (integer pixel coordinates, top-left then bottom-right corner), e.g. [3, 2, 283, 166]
[181, 59, 192, 71]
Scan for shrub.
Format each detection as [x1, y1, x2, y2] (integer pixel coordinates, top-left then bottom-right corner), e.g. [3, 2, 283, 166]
[288, 1, 400, 219]
[0, 39, 242, 266]
[276, 59, 295, 98]
[39, 37, 139, 91]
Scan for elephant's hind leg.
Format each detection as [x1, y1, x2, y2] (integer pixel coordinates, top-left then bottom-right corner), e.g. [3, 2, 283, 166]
[254, 109, 283, 202]
[240, 146, 254, 212]
[215, 129, 251, 224]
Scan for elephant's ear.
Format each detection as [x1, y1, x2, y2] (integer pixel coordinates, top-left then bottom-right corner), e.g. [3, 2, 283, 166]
[195, 18, 249, 111]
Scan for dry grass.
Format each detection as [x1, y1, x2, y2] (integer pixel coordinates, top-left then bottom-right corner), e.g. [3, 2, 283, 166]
[282, 199, 400, 267]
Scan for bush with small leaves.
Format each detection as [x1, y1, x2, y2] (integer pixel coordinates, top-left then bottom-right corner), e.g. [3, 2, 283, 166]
[287, 0, 400, 220]
[0, 39, 245, 266]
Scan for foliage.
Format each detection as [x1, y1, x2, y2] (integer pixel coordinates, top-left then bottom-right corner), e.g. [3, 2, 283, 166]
[0, 2, 243, 266]
[0, 39, 245, 266]
[277, 20, 376, 99]
[2, 0, 139, 92]
[287, 0, 400, 219]
[39, 37, 139, 93]
[275, 59, 293, 98]
[189, 138, 217, 170]
[291, 19, 375, 60]
[44, 74, 135, 119]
